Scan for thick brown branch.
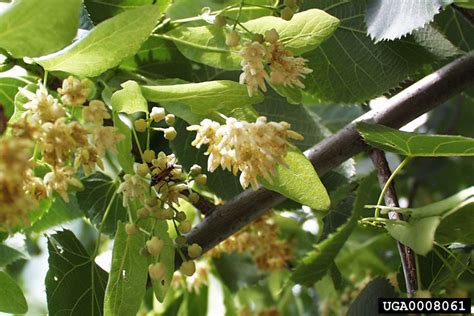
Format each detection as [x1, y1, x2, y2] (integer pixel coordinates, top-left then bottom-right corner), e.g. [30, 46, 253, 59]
[369, 149, 417, 297]
[181, 52, 474, 264]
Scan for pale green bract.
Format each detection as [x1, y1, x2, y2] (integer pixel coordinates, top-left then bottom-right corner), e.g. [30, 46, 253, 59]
[34, 5, 161, 77]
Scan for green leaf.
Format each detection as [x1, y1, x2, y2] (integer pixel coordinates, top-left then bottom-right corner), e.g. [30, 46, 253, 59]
[412, 24, 463, 59]
[34, 5, 161, 77]
[386, 216, 441, 255]
[358, 123, 474, 157]
[347, 277, 398, 316]
[0, 77, 31, 118]
[149, 220, 174, 302]
[0, 271, 28, 314]
[0, 0, 82, 57]
[77, 172, 127, 236]
[260, 148, 330, 211]
[241, 9, 340, 56]
[436, 201, 474, 244]
[46, 230, 108, 315]
[104, 222, 148, 316]
[27, 194, 83, 234]
[141, 80, 263, 115]
[0, 244, 28, 267]
[162, 9, 339, 70]
[291, 174, 374, 285]
[301, 0, 438, 103]
[112, 111, 135, 174]
[307, 104, 364, 133]
[85, 0, 169, 24]
[365, 0, 453, 42]
[435, 5, 474, 52]
[111, 80, 148, 114]
[454, 0, 474, 9]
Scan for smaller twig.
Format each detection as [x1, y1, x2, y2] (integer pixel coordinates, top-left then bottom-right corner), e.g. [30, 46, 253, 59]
[370, 149, 418, 297]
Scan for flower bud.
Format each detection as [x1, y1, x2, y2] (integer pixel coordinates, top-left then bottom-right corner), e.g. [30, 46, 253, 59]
[281, 7, 294, 20]
[134, 119, 147, 133]
[136, 163, 150, 177]
[187, 243, 202, 258]
[145, 197, 159, 207]
[190, 164, 202, 176]
[265, 29, 280, 43]
[142, 150, 155, 163]
[164, 127, 177, 140]
[180, 261, 196, 276]
[146, 237, 164, 256]
[178, 221, 192, 234]
[214, 15, 227, 27]
[225, 31, 241, 47]
[194, 174, 207, 185]
[125, 223, 139, 235]
[175, 211, 187, 222]
[165, 114, 175, 126]
[138, 207, 150, 219]
[148, 262, 166, 280]
[150, 107, 166, 122]
[139, 247, 150, 257]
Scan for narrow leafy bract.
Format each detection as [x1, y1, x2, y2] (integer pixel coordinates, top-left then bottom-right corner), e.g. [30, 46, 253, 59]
[0, 271, 28, 314]
[358, 122, 474, 157]
[241, 9, 340, 56]
[148, 220, 175, 302]
[141, 80, 263, 114]
[112, 80, 148, 114]
[365, 0, 453, 42]
[0, 0, 82, 57]
[112, 112, 135, 175]
[45, 230, 108, 316]
[260, 148, 330, 211]
[104, 222, 149, 316]
[34, 5, 161, 77]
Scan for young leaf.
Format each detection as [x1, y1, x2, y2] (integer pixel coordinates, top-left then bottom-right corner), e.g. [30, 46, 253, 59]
[111, 80, 148, 114]
[0, 271, 28, 314]
[241, 9, 340, 56]
[357, 122, 474, 157]
[365, 0, 453, 42]
[34, 5, 161, 77]
[300, 0, 438, 103]
[77, 172, 127, 236]
[0, 0, 82, 57]
[0, 244, 28, 267]
[347, 277, 398, 316]
[104, 222, 149, 316]
[141, 80, 263, 115]
[46, 230, 108, 316]
[149, 220, 175, 302]
[260, 148, 330, 211]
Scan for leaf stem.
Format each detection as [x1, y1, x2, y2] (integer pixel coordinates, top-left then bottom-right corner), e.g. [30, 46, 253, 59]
[374, 156, 412, 217]
[233, 0, 245, 30]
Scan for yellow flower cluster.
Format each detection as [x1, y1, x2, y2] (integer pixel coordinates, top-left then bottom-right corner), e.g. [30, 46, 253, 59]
[8, 77, 123, 205]
[188, 116, 303, 189]
[208, 213, 293, 271]
[239, 29, 313, 96]
[0, 138, 42, 229]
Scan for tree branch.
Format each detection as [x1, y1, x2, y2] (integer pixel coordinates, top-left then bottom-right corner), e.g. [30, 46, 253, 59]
[369, 149, 417, 297]
[183, 52, 474, 261]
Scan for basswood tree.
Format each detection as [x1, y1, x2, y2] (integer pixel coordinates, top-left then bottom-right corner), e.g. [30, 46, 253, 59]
[0, 0, 473, 315]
